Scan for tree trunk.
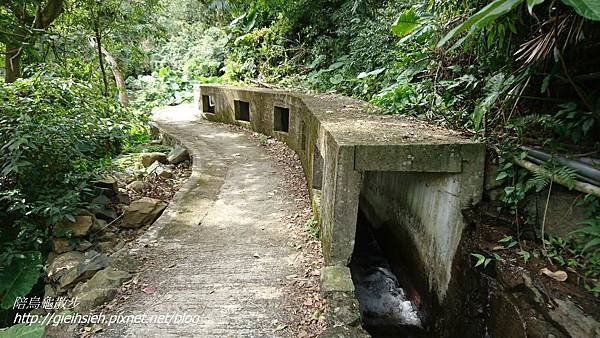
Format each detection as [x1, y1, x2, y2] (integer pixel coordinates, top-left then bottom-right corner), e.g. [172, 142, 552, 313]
[102, 47, 129, 107]
[4, 45, 22, 83]
[88, 37, 129, 107]
[94, 23, 109, 97]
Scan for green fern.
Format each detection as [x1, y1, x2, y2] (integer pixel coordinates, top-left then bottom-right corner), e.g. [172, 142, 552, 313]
[554, 165, 578, 189]
[532, 169, 550, 192]
[532, 161, 578, 192]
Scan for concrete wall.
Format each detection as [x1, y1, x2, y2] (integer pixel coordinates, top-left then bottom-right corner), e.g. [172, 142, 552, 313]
[359, 142, 484, 299]
[196, 85, 485, 301]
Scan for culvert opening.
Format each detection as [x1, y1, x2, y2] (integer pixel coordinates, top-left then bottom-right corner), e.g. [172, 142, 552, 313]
[202, 95, 215, 113]
[234, 100, 250, 121]
[273, 106, 289, 132]
[350, 209, 429, 338]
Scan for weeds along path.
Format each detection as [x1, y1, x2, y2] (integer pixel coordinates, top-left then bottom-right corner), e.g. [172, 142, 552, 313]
[97, 104, 324, 337]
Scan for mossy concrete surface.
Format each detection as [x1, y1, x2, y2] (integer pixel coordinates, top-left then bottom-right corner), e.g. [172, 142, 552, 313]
[198, 85, 485, 301]
[320, 266, 355, 296]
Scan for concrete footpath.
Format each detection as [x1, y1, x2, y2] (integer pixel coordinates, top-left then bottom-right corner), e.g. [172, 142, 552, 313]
[96, 105, 323, 337]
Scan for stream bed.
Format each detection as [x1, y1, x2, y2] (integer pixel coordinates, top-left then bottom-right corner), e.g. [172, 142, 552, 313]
[350, 213, 428, 337]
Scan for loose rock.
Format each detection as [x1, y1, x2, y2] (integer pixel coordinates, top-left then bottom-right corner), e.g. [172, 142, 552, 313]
[146, 161, 173, 179]
[48, 251, 84, 283]
[157, 165, 174, 179]
[53, 215, 94, 237]
[52, 238, 75, 254]
[96, 241, 114, 253]
[121, 197, 167, 228]
[167, 145, 189, 164]
[59, 250, 109, 288]
[92, 219, 108, 232]
[140, 152, 168, 167]
[75, 240, 93, 252]
[127, 180, 146, 193]
[117, 191, 131, 204]
[72, 267, 131, 312]
[94, 177, 119, 196]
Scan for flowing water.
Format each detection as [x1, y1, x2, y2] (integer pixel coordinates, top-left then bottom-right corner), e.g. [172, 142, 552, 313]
[350, 214, 427, 337]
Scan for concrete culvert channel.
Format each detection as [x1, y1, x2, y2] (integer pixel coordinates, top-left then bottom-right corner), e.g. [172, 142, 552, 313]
[350, 210, 427, 337]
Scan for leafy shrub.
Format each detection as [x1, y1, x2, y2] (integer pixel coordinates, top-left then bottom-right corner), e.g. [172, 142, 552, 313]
[127, 67, 194, 110]
[0, 74, 147, 311]
[223, 26, 289, 82]
[183, 27, 229, 79]
[153, 22, 228, 78]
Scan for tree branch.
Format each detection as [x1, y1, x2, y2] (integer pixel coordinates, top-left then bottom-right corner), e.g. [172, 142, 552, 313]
[35, 0, 64, 29]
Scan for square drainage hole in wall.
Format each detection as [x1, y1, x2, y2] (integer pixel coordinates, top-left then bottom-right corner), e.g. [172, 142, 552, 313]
[202, 95, 215, 113]
[234, 100, 250, 121]
[273, 106, 290, 132]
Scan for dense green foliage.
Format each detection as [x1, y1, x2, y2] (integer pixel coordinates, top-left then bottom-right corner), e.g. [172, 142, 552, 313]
[0, 1, 153, 325]
[0, 74, 147, 312]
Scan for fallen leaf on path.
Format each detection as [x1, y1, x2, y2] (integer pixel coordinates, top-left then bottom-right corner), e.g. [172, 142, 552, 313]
[142, 286, 157, 294]
[539, 268, 568, 281]
[311, 309, 322, 320]
[274, 324, 287, 331]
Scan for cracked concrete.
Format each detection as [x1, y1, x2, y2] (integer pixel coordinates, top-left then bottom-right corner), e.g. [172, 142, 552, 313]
[97, 104, 322, 337]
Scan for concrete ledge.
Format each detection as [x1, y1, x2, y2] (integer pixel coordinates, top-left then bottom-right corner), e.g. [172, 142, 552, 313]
[320, 266, 355, 296]
[197, 85, 485, 301]
[319, 265, 366, 336]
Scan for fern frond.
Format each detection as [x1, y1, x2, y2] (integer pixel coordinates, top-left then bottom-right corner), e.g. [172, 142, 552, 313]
[533, 168, 550, 192]
[556, 166, 578, 189]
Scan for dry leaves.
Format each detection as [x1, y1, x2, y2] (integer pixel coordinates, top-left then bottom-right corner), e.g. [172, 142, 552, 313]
[539, 268, 568, 282]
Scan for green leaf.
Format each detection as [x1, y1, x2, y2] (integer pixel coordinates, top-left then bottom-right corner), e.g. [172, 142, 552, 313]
[65, 214, 76, 223]
[561, 0, 600, 21]
[582, 237, 600, 252]
[518, 250, 531, 263]
[471, 253, 486, 267]
[391, 8, 421, 37]
[541, 74, 552, 93]
[438, 0, 525, 49]
[328, 62, 345, 71]
[330, 74, 344, 85]
[582, 118, 594, 134]
[496, 171, 508, 180]
[527, 0, 546, 14]
[0, 323, 45, 338]
[308, 55, 325, 69]
[0, 252, 41, 309]
[357, 68, 386, 79]
[473, 73, 506, 130]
